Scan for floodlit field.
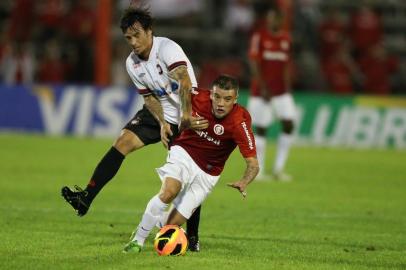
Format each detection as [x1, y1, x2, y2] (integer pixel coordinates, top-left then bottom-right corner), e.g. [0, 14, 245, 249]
[0, 133, 405, 270]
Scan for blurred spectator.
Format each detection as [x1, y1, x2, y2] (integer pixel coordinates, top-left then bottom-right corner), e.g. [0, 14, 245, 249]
[319, 7, 346, 63]
[35, 0, 67, 41]
[198, 58, 244, 89]
[349, 3, 383, 58]
[148, 0, 201, 19]
[322, 40, 360, 94]
[37, 38, 68, 84]
[110, 40, 131, 87]
[0, 41, 34, 85]
[358, 43, 399, 95]
[224, 0, 254, 56]
[224, 0, 254, 33]
[64, 0, 95, 83]
[294, 0, 321, 50]
[6, 0, 35, 42]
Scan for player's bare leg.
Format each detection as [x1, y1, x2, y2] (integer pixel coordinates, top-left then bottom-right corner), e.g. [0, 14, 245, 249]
[167, 208, 187, 226]
[61, 129, 144, 216]
[124, 177, 181, 253]
[272, 119, 294, 181]
[254, 126, 271, 180]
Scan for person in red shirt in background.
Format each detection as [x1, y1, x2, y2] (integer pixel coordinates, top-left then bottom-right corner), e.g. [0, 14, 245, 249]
[349, 3, 383, 58]
[358, 43, 399, 95]
[319, 7, 347, 64]
[37, 39, 68, 84]
[322, 39, 361, 95]
[63, 0, 95, 83]
[123, 75, 259, 253]
[247, 6, 295, 181]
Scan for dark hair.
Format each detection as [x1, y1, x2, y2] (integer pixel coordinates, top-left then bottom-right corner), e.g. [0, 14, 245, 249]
[120, 7, 153, 33]
[212, 75, 239, 93]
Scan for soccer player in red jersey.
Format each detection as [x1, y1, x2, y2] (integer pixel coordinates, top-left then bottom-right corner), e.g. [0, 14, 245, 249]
[123, 75, 259, 253]
[247, 7, 296, 181]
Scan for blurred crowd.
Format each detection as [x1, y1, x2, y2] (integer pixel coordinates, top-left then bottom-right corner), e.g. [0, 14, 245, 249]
[0, 0, 405, 95]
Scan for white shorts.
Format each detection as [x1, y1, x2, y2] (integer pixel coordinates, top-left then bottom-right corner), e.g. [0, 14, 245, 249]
[156, 145, 220, 219]
[247, 93, 296, 128]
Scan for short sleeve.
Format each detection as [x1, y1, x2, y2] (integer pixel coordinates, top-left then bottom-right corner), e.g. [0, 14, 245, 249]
[160, 40, 188, 71]
[125, 56, 152, 96]
[233, 110, 257, 158]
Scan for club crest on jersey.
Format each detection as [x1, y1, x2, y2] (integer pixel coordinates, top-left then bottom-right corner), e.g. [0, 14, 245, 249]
[213, 124, 224, 135]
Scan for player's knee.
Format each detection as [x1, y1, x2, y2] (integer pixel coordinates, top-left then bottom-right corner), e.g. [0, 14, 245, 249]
[159, 190, 177, 204]
[281, 120, 294, 134]
[113, 131, 143, 155]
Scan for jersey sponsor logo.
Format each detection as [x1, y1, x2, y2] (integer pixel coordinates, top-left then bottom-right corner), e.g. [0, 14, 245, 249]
[213, 124, 224, 135]
[263, 51, 288, 61]
[195, 130, 220, 146]
[241, 121, 254, 150]
[154, 88, 168, 97]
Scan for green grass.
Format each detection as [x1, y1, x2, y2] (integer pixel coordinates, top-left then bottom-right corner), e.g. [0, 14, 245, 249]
[0, 133, 405, 270]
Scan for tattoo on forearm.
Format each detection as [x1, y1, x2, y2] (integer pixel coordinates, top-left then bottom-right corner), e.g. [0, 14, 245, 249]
[144, 95, 165, 124]
[169, 66, 192, 114]
[242, 164, 259, 183]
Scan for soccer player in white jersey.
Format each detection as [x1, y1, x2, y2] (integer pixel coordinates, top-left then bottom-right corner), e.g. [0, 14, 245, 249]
[61, 7, 208, 251]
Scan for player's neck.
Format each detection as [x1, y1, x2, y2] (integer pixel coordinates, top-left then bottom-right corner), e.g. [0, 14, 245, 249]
[139, 37, 154, 61]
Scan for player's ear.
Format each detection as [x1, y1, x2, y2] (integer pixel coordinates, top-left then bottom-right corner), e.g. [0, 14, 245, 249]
[234, 95, 238, 104]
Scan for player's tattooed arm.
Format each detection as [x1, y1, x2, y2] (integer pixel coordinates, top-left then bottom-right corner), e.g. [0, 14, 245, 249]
[241, 157, 260, 184]
[227, 157, 259, 198]
[143, 94, 173, 148]
[143, 94, 165, 125]
[169, 65, 208, 131]
[168, 65, 192, 115]
[168, 65, 193, 129]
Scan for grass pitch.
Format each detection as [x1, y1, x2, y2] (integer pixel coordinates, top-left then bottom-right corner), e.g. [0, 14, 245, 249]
[0, 133, 405, 270]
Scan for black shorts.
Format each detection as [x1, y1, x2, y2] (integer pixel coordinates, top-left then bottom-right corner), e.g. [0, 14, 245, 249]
[123, 105, 179, 146]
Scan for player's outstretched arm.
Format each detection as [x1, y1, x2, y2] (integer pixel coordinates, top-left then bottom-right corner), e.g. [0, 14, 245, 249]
[227, 157, 259, 198]
[143, 94, 173, 148]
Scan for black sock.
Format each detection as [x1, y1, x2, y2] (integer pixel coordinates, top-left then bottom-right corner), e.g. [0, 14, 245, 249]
[85, 147, 125, 203]
[187, 205, 201, 239]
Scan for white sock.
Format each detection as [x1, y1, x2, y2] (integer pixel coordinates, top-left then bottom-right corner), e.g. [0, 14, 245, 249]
[273, 133, 293, 174]
[156, 204, 173, 229]
[255, 135, 267, 175]
[132, 195, 168, 245]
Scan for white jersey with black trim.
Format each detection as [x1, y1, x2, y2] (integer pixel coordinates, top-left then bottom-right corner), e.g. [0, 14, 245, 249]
[126, 36, 197, 125]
